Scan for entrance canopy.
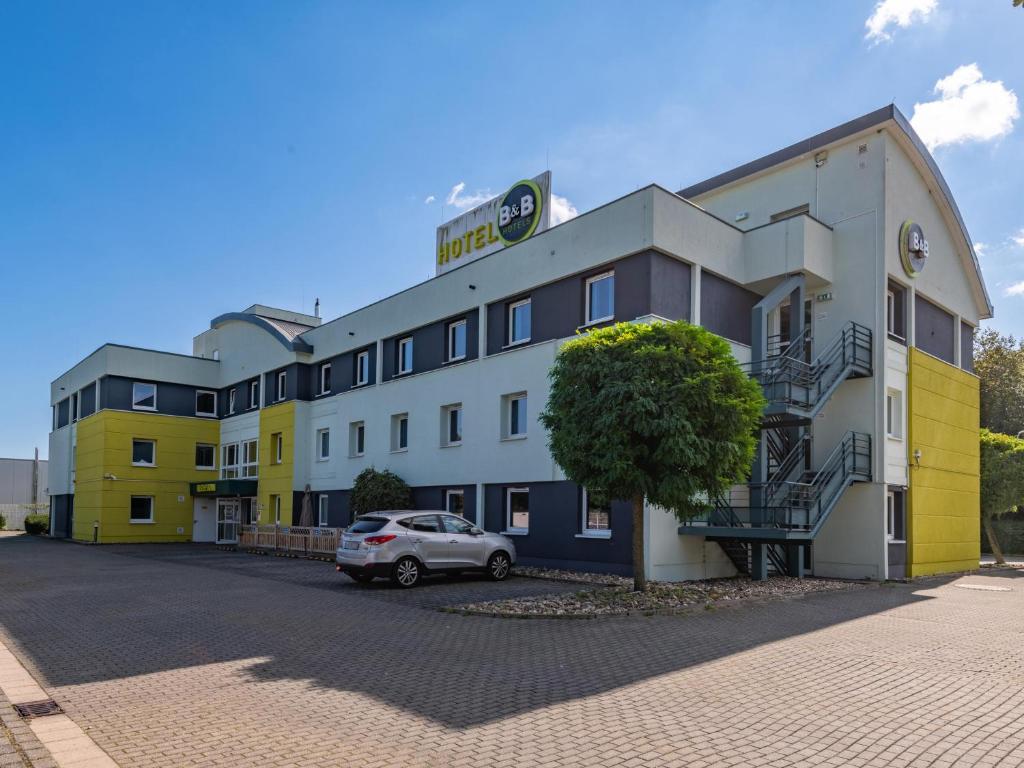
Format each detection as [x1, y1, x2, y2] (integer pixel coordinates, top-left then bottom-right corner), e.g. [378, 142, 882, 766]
[190, 479, 259, 497]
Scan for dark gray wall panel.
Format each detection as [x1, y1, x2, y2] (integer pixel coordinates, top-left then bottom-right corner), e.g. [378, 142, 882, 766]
[49, 494, 72, 539]
[410, 484, 478, 523]
[700, 271, 760, 345]
[79, 383, 96, 418]
[887, 542, 906, 579]
[650, 252, 691, 321]
[384, 309, 479, 381]
[290, 489, 352, 527]
[56, 399, 69, 428]
[101, 376, 218, 419]
[960, 321, 974, 373]
[915, 295, 955, 364]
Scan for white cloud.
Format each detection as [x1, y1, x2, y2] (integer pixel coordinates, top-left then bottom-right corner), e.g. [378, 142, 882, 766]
[864, 0, 936, 43]
[424, 195, 435, 204]
[445, 181, 494, 211]
[910, 64, 1019, 151]
[1013, 229, 1024, 247]
[1005, 281, 1024, 297]
[549, 193, 579, 226]
[974, 242, 987, 256]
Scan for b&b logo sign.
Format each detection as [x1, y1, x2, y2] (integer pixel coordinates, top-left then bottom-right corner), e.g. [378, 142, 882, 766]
[899, 219, 929, 277]
[497, 179, 543, 245]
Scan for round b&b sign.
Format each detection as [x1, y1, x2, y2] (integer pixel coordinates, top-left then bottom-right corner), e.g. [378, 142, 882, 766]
[899, 219, 929, 277]
[497, 179, 543, 245]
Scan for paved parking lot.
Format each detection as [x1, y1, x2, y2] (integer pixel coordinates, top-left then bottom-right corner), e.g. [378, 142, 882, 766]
[2, 536, 1024, 768]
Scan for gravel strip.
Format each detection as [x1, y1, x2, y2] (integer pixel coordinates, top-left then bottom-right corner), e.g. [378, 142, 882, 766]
[449, 575, 866, 618]
[512, 565, 631, 586]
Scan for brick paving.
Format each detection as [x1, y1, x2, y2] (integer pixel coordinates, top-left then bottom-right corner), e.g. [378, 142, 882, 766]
[1, 535, 1024, 767]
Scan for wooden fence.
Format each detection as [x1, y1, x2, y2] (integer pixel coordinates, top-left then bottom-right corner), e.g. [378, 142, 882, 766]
[239, 525, 341, 556]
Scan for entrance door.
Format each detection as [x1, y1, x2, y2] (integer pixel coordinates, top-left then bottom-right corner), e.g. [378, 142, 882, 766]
[193, 498, 216, 542]
[217, 499, 240, 544]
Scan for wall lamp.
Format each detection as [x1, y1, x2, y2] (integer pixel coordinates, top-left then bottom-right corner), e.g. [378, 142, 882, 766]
[912, 449, 922, 468]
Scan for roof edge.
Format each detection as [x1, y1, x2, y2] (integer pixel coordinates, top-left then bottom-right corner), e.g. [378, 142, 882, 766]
[211, 313, 314, 353]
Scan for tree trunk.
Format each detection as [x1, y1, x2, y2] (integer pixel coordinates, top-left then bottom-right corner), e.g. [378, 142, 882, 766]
[632, 494, 646, 592]
[983, 515, 1006, 565]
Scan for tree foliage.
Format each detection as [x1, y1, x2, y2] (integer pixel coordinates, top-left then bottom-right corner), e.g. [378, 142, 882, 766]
[974, 328, 1024, 437]
[540, 320, 766, 589]
[350, 467, 413, 516]
[980, 429, 1024, 563]
[24, 514, 49, 536]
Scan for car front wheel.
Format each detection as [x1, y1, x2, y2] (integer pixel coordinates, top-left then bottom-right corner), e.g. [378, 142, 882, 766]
[487, 551, 512, 581]
[392, 557, 422, 588]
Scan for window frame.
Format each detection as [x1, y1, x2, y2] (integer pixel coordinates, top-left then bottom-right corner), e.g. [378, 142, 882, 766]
[273, 494, 282, 525]
[195, 443, 216, 471]
[507, 298, 532, 346]
[442, 404, 463, 447]
[886, 388, 903, 440]
[319, 362, 332, 396]
[195, 389, 217, 417]
[276, 370, 287, 402]
[447, 319, 467, 362]
[391, 413, 409, 453]
[273, 432, 283, 464]
[507, 393, 527, 439]
[221, 442, 239, 479]
[316, 427, 330, 461]
[445, 489, 465, 518]
[129, 495, 154, 524]
[132, 382, 157, 412]
[249, 381, 259, 409]
[397, 337, 414, 375]
[131, 438, 156, 467]
[350, 421, 366, 457]
[228, 388, 236, 415]
[355, 350, 370, 386]
[241, 439, 259, 478]
[505, 487, 530, 535]
[584, 271, 615, 325]
[579, 488, 612, 538]
[318, 494, 329, 527]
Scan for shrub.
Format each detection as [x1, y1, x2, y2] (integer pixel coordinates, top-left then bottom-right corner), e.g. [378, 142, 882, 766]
[24, 514, 49, 536]
[351, 468, 413, 516]
[0, 513, 5, 530]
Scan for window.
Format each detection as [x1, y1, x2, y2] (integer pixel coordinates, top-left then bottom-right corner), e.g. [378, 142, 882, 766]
[581, 488, 612, 537]
[131, 439, 156, 467]
[445, 489, 465, 518]
[316, 428, 330, 461]
[71, 393, 79, 423]
[130, 496, 154, 523]
[228, 388, 236, 414]
[355, 351, 370, 386]
[410, 515, 441, 533]
[442, 404, 462, 446]
[442, 514, 474, 534]
[506, 488, 529, 533]
[398, 337, 414, 375]
[585, 271, 615, 324]
[448, 319, 467, 361]
[318, 494, 329, 527]
[320, 363, 332, 395]
[886, 489, 906, 541]
[349, 421, 365, 457]
[276, 370, 287, 402]
[887, 280, 907, 343]
[391, 413, 409, 452]
[272, 432, 283, 464]
[195, 443, 216, 470]
[242, 439, 259, 478]
[249, 380, 259, 409]
[272, 494, 282, 525]
[132, 382, 157, 411]
[503, 393, 527, 439]
[886, 389, 903, 439]
[221, 443, 239, 479]
[886, 290, 896, 335]
[508, 298, 531, 345]
[195, 390, 217, 417]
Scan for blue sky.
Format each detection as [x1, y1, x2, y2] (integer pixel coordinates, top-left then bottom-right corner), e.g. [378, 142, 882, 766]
[1, 1, 1021, 459]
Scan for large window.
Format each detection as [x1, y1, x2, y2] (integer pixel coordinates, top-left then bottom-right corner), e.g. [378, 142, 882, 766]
[581, 488, 611, 537]
[318, 494, 329, 527]
[442, 404, 462, 446]
[355, 351, 370, 386]
[506, 488, 529, 533]
[131, 438, 156, 467]
[195, 443, 216, 470]
[350, 421, 365, 457]
[508, 298, 531, 346]
[276, 370, 287, 402]
[320, 363, 332, 395]
[242, 439, 259, 478]
[195, 390, 217, 417]
[130, 496, 154, 524]
[445, 489, 465, 518]
[316, 428, 330, 461]
[221, 443, 239, 479]
[398, 337, 414, 375]
[585, 271, 615, 324]
[391, 413, 409, 452]
[448, 319, 467, 361]
[132, 382, 157, 411]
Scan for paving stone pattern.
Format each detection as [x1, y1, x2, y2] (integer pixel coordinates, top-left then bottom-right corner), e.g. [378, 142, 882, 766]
[0, 688, 55, 768]
[2, 536, 1024, 767]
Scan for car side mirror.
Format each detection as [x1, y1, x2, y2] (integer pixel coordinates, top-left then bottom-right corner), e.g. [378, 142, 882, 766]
[469, 527, 484, 536]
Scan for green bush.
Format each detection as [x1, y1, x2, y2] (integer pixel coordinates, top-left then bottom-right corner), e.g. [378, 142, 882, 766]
[24, 514, 49, 536]
[0, 513, 5, 530]
[350, 468, 413, 517]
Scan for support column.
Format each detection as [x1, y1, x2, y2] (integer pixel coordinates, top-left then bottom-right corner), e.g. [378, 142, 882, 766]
[475, 482, 485, 529]
[785, 543, 804, 578]
[750, 543, 769, 581]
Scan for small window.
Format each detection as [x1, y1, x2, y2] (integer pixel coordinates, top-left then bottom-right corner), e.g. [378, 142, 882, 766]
[442, 513, 473, 534]
[887, 280, 907, 343]
[886, 489, 906, 541]
[506, 488, 529, 533]
[249, 381, 259, 409]
[228, 388, 236, 414]
[221, 443, 239, 479]
[196, 390, 217, 417]
[508, 299, 531, 345]
[448, 319, 467, 361]
[398, 337, 414, 375]
[272, 494, 282, 525]
[585, 271, 615, 324]
[130, 496, 154, 523]
[195, 443, 216, 470]
[71, 393, 79, 423]
[442, 404, 462, 446]
[132, 382, 157, 411]
[355, 351, 370, 386]
[581, 488, 612, 536]
[131, 439, 156, 467]
[391, 413, 409, 452]
[504, 393, 527, 438]
[273, 433, 283, 464]
[445, 489, 465, 518]
[316, 428, 330, 461]
[886, 389, 903, 439]
[320, 363, 332, 395]
[318, 494, 329, 527]
[349, 421, 365, 457]
[886, 290, 896, 336]
[242, 439, 259, 478]
[276, 370, 287, 402]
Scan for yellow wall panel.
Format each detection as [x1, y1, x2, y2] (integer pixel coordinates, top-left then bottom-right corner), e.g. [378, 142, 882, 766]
[907, 348, 980, 577]
[258, 401, 295, 525]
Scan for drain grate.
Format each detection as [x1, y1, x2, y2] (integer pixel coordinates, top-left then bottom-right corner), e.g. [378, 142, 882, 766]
[13, 700, 64, 719]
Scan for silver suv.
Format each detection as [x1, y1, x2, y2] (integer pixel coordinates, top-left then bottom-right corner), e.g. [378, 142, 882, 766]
[335, 511, 517, 588]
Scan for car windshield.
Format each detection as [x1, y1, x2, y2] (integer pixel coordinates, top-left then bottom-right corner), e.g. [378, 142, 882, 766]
[348, 517, 389, 534]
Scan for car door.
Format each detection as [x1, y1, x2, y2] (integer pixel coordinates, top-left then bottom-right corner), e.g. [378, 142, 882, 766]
[442, 514, 484, 568]
[405, 515, 449, 569]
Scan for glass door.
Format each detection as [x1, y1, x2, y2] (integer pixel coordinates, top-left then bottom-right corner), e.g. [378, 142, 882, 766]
[216, 499, 240, 544]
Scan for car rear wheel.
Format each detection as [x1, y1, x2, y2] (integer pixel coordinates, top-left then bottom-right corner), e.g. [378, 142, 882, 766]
[487, 551, 512, 581]
[349, 571, 375, 584]
[392, 557, 422, 588]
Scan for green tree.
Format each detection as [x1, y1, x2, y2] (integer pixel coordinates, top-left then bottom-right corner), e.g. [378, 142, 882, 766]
[540, 320, 766, 591]
[350, 468, 413, 516]
[980, 429, 1024, 564]
[974, 328, 1024, 436]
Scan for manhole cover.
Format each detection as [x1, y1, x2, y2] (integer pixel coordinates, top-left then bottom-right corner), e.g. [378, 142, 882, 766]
[955, 584, 1011, 592]
[13, 700, 64, 719]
